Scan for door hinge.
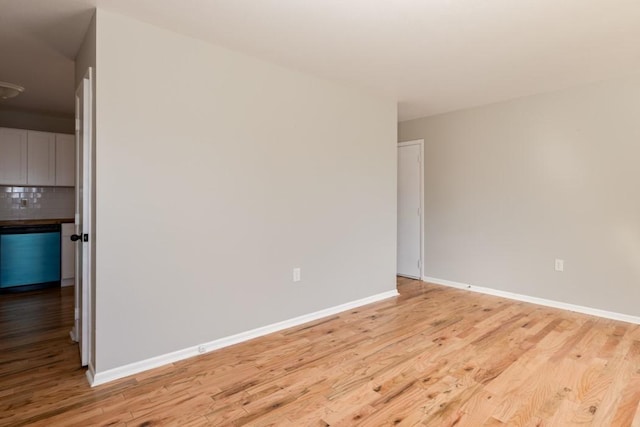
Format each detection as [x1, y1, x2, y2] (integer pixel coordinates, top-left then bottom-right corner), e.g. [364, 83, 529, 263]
[417, 259, 421, 269]
[417, 207, 421, 216]
[75, 118, 80, 132]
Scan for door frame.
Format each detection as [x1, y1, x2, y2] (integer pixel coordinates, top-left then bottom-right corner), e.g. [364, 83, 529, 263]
[397, 139, 425, 279]
[70, 67, 94, 369]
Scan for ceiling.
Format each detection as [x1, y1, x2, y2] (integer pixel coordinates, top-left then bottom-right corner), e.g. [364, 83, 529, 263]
[0, 0, 94, 117]
[2, 0, 640, 121]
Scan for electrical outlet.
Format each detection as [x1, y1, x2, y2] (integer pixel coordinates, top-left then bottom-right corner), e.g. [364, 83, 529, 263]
[20, 199, 28, 207]
[555, 259, 564, 272]
[293, 268, 301, 282]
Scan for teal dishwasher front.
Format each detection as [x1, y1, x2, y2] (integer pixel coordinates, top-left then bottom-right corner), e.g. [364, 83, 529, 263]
[0, 224, 61, 291]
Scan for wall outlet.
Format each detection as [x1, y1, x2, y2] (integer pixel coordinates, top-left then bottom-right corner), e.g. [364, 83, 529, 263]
[555, 259, 564, 272]
[20, 199, 28, 207]
[293, 267, 301, 282]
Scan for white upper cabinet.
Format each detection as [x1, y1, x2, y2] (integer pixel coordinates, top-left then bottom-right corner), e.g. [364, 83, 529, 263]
[0, 127, 74, 187]
[0, 127, 28, 185]
[27, 131, 56, 186]
[55, 133, 75, 186]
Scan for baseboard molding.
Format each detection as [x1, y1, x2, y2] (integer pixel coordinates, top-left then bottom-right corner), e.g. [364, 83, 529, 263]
[422, 276, 640, 325]
[61, 278, 74, 287]
[86, 362, 96, 386]
[90, 289, 399, 387]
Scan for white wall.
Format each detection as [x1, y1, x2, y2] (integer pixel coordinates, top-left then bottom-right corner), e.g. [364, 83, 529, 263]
[399, 74, 640, 317]
[94, 10, 397, 372]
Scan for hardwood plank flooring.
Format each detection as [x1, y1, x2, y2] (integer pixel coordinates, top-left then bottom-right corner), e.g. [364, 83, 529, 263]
[3, 278, 640, 426]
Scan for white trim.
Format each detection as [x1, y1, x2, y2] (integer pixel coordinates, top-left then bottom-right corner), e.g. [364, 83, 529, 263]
[422, 276, 640, 325]
[89, 289, 399, 387]
[397, 139, 423, 147]
[86, 361, 96, 386]
[74, 66, 94, 368]
[397, 139, 425, 278]
[82, 66, 94, 369]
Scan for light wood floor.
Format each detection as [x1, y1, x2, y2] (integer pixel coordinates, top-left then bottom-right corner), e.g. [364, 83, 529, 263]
[3, 278, 640, 426]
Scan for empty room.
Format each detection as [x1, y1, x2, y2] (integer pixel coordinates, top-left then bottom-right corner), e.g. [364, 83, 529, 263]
[1, 0, 640, 425]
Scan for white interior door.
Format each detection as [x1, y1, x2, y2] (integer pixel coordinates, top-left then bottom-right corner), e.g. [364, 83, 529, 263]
[71, 68, 93, 367]
[397, 140, 424, 279]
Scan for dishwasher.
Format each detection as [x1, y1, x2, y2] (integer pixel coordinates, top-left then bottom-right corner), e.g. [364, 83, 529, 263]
[0, 224, 61, 292]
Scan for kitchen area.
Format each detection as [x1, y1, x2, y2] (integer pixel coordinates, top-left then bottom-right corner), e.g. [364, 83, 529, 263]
[0, 0, 93, 298]
[0, 3, 97, 402]
[0, 127, 76, 292]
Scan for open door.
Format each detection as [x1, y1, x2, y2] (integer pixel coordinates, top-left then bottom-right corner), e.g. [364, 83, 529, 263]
[397, 140, 424, 279]
[70, 67, 93, 367]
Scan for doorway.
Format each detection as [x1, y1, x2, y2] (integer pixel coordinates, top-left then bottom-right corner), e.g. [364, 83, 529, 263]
[397, 140, 424, 279]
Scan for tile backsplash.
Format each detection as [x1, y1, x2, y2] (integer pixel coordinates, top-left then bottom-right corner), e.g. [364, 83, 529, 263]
[0, 186, 75, 220]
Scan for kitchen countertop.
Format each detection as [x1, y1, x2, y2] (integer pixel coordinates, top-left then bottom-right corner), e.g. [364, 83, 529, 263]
[0, 218, 75, 227]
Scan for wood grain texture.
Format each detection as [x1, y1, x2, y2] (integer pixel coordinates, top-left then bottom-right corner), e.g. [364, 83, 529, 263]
[2, 278, 640, 426]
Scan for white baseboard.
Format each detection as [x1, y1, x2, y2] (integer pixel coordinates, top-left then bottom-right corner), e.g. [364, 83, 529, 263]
[422, 276, 640, 325]
[86, 362, 96, 385]
[61, 278, 74, 287]
[89, 289, 399, 387]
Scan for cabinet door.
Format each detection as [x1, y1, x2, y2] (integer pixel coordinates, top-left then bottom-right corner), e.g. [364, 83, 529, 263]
[55, 134, 75, 186]
[61, 223, 76, 283]
[27, 131, 56, 186]
[0, 127, 27, 185]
